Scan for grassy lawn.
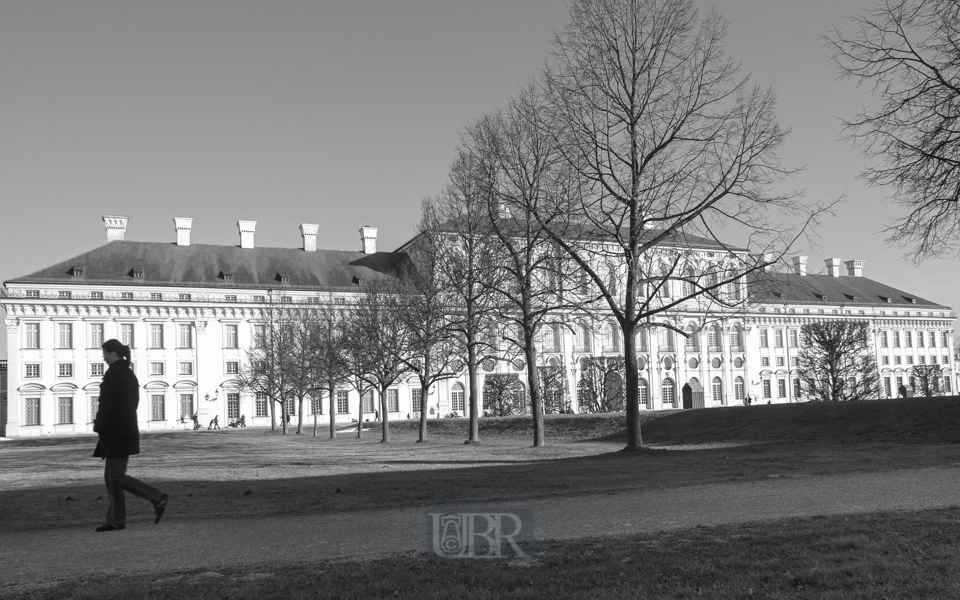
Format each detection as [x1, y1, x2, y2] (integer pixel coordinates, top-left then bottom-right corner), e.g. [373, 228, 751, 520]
[9, 507, 960, 599]
[4, 397, 960, 534]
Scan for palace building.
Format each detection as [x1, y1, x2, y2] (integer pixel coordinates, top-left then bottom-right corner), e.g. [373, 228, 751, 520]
[1, 216, 955, 437]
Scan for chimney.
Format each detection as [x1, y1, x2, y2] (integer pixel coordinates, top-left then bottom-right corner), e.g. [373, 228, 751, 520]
[102, 215, 128, 242]
[300, 223, 319, 252]
[825, 257, 842, 277]
[791, 255, 807, 276]
[174, 217, 193, 246]
[238, 220, 257, 249]
[762, 253, 773, 272]
[845, 259, 864, 277]
[360, 225, 378, 254]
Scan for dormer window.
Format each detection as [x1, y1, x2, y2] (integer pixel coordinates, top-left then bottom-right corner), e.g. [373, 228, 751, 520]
[130, 269, 143, 279]
[275, 273, 290, 284]
[817, 294, 828, 301]
[905, 297, 917, 304]
[70, 267, 84, 277]
[219, 271, 234, 282]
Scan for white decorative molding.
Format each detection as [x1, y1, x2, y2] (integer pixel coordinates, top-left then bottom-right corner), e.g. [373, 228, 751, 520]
[5, 318, 18, 332]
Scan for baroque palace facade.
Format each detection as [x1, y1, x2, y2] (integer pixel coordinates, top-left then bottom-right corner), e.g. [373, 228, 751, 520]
[1, 216, 956, 438]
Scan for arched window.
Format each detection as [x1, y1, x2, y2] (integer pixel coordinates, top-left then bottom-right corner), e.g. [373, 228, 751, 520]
[639, 378, 649, 409]
[684, 325, 699, 351]
[661, 378, 676, 407]
[729, 325, 742, 351]
[636, 328, 648, 352]
[681, 268, 695, 297]
[574, 321, 591, 352]
[602, 322, 620, 352]
[451, 383, 465, 413]
[577, 379, 592, 411]
[708, 325, 721, 350]
[734, 376, 745, 403]
[727, 273, 741, 301]
[712, 377, 723, 404]
[658, 327, 675, 352]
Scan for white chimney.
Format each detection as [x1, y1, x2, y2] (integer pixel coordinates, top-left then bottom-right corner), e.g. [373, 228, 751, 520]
[102, 215, 128, 242]
[825, 257, 842, 277]
[792, 255, 807, 276]
[762, 253, 773, 272]
[300, 223, 319, 252]
[845, 259, 864, 277]
[360, 225, 378, 254]
[238, 220, 257, 249]
[174, 217, 193, 246]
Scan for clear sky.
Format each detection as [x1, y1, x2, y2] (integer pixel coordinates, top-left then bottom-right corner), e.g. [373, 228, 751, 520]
[1, 0, 958, 361]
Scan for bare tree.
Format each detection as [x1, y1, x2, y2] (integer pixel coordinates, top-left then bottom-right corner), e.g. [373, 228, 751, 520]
[481, 374, 526, 417]
[826, 0, 960, 259]
[345, 282, 412, 443]
[235, 297, 297, 434]
[305, 302, 350, 439]
[396, 209, 467, 443]
[521, 0, 819, 449]
[577, 356, 627, 413]
[911, 364, 944, 397]
[797, 320, 880, 402]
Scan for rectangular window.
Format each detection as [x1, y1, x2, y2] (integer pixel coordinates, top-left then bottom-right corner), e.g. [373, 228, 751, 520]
[311, 396, 323, 415]
[59, 290, 72, 299]
[945, 377, 953, 393]
[150, 293, 162, 300]
[24, 322, 40, 349]
[180, 394, 194, 420]
[761, 357, 770, 367]
[149, 362, 165, 376]
[918, 356, 925, 365]
[150, 324, 164, 348]
[26, 289, 39, 298]
[224, 324, 238, 349]
[776, 356, 785, 367]
[179, 324, 193, 348]
[57, 397, 73, 424]
[762, 379, 771, 399]
[24, 398, 40, 425]
[943, 332, 949, 347]
[931, 355, 938, 365]
[361, 391, 375, 413]
[905, 331, 912, 347]
[337, 390, 349, 414]
[225, 295, 237, 302]
[58, 323, 73, 349]
[256, 393, 268, 417]
[253, 295, 266, 302]
[179, 293, 191, 302]
[789, 330, 798, 348]
[893, 331, 900, 347]
[57, 363, 73, 378]
[225, 361, 239, 375]
[881, 355, 889, 365]
[253, 324, 265, 348]
[793, 378, 801, 398]
[777, 379, 786, 398]
[929, 331, 937, 347]
[894, 356, 902, 365]
[775, 330, 784, 348]
[759, 329, 768, 348]
[121, 292, 133, 300]
[120, 323, 135, 347]
[918, 332, 925, 348]
[88, 323, 104, 348]
[178, 361, 193, 376]
[151, 394, 165, 421]
[906, 356, 914, 365]
[411, 388, 422, 412]
[281, 296, 292, 304]
[90, 396, 99, 423]
[944, 355, 950, 365]
[387, 389, 399, 412]
[880, 331, 888, 348]
[884, 377, 892, 398]
[90, 362, 104, 377]
[227, 393, 240, 419]
[24, 363, 40, 378]
[92, 291, 103, 300]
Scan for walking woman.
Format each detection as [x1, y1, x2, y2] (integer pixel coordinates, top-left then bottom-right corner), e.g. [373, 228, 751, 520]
[93, 339, 168, 532]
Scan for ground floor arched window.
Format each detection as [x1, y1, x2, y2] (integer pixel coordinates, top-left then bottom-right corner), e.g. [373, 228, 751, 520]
[639, 378, 649, 409]
[712, 377, 723, 404]
[734, 377, 744, 403]
[451, 383, 465, 413]
[662, 378, 676, 407]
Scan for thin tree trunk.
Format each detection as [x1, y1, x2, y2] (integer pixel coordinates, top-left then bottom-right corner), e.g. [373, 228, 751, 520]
[524, 339, 544, 448]
[280, 400, 288, 435]
[328, 383, 337, 439]
[466, 341, 480, 444]
[297, 398, 304, 434]
[380, 387, 391, 443]
[418, 383, 430, 443]
[269, 395, 276, 432]
[623, 327, 642, 450]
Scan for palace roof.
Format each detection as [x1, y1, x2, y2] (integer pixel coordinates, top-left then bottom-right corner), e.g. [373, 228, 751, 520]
[756, 272, 948, 309]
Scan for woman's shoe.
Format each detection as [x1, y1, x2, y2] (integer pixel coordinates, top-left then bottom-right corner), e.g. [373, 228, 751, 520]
[95, 524, 125, 532]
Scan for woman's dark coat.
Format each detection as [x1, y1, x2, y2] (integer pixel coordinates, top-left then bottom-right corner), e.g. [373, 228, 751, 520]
[93, 359, 141, 458]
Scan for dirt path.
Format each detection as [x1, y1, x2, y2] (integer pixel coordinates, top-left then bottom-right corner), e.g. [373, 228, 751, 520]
[3, 466, 959, 590]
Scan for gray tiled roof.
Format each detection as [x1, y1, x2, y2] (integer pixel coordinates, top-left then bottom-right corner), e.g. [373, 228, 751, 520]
[755, 272, 949, 309]
[5, 241, 407, 291]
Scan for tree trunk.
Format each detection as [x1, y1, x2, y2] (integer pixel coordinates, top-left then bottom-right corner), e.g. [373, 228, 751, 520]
[380, 387, 391, 443]
[357, 397, 364, 439]
[622, 325, 642, 450]
[328, 383, 337, 439]
[418, 383, 430, 443]
[524, 336, 544, 448]
[280, 399, 288, 435]
[296, 397, 304, 434]
[269, 395, 276, 432]
[466, 339, 480, 444]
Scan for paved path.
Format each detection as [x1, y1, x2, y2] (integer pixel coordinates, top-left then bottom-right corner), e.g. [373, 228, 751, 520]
[3, 467, 959, 588]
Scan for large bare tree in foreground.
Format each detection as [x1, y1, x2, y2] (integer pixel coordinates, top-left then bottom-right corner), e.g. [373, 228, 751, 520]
[826, 0, 960, 259]
[526, 0, 818, 449]
[797, 320, 880, 402]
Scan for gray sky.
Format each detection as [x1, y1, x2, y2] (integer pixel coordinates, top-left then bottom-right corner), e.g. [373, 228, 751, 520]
[1, 0, 958, 361]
